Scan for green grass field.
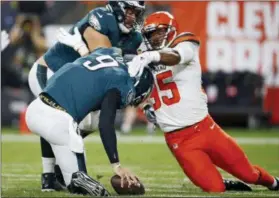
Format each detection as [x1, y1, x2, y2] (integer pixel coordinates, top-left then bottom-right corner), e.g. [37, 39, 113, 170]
[2, 127, 279, 197]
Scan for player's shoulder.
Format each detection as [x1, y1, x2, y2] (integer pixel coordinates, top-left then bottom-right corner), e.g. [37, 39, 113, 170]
[88, 7, 117, 33]
[170, 32, 200, 48]
[89, 7, 116, 25]
[90, 7, 114, 18]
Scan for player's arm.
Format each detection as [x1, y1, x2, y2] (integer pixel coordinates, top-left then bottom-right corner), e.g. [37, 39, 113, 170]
[142, 41, 198, 66]
[130, 41, 199, 72]
[99, 88, 139, 186]
[57, 26, 112, 57]
[98, 88, 121, 166]
[57, 11, 112, 56]
[82, 26, 112, 52]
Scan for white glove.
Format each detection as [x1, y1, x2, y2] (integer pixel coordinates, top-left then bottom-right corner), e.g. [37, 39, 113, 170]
[127, 51, 161, 78]
[57, 27, 89, 56]
[1, 30, 10, 51]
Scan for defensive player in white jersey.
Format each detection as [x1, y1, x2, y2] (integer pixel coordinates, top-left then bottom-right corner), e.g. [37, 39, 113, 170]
[134, 11, 279, 192]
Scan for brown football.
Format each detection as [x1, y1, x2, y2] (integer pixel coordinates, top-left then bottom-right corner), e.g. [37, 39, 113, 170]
[110, 175, 145, 195]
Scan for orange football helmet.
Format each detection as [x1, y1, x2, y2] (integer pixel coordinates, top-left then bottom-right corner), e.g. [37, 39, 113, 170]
[142, 11, 178, 50]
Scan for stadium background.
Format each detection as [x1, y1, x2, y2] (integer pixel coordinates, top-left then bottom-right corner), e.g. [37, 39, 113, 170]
[1, 1, 279, 131]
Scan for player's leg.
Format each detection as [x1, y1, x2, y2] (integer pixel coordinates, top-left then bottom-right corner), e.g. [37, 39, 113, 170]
[121, 106, 137, 134]
[205, 116, 278, 190]
[164, 129, 225, 192]
[28, 62, 59, 190]
[26, 98, 110, 196]
[79, 111, 100, 138]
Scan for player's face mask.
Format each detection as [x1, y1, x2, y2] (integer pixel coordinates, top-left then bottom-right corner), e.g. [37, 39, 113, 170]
[142, 11, 178, 50]
[131, 68, 154, 107]
[123, 7, 141, 29]
[144, 27, 168, 50]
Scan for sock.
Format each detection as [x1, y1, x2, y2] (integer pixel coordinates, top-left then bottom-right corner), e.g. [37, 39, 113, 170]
[121, 123, 131, 133]
[253, 165, 275, 187]
[42, 157, 55, 173]
[271, 178, 277, 189]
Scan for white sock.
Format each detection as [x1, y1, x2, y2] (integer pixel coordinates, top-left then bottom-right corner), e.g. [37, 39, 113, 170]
[271, 178, 278, 188]
[121, 123, 131, 134]
[42, 157, 55, 173]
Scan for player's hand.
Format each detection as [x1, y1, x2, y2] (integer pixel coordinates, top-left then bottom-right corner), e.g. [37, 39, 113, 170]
[127, 53, 151, 78]
[57, 27, 89, 56]
[128, 51, 161, 78]
[143, 104, 157, 125]
[112, 163, 139, 188]
[1, 30, 10, 51]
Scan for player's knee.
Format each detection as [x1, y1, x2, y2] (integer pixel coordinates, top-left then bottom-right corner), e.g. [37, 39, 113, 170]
[201, 182, 225, 193]
[238, 170, 259, 184]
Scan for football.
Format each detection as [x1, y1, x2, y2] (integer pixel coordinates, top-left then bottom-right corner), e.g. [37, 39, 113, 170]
[110, 175, 145, 195]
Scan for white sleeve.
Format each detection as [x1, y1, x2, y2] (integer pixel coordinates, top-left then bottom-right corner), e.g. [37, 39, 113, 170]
[173, 41, 198, 64]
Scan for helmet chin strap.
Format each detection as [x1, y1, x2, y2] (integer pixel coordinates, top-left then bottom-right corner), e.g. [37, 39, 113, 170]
[118, 23, 132, 34]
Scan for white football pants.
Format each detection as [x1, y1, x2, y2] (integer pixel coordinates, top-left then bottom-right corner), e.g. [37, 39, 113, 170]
[26, 98, 89, 186]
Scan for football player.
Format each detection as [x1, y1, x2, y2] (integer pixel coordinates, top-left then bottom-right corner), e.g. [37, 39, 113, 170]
[135, 11, 279, 192]
[27, 1, 145, 191]
[26, 47, 154, 196]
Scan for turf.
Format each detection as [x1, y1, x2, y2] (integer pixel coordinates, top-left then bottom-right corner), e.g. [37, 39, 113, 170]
[1, 128, 279, 197]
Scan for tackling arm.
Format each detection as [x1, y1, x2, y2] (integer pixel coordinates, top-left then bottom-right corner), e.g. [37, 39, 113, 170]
[144, 41, 197, 66]
[130, 41, 198, 72]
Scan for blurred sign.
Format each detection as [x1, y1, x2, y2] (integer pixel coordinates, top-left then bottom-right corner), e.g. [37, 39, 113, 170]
[171, 1, 278, 85]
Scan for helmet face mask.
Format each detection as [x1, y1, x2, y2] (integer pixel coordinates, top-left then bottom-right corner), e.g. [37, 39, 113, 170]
[142, 12, 178, 50]
[131, 68, 154, 107]
[143, 25, 169, 50]
[108, 1, 145, 33]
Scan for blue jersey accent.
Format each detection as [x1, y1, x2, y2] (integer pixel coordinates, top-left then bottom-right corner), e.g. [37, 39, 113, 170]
[44, 48, 135, 123]
[44, 7, 142, 72]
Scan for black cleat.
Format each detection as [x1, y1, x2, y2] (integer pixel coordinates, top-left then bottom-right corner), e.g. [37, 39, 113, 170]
[68, 171, 110, 196]
[268, 177, 279, 191]
[41, 172, 65, 192]
[224, 179, 252, 191]
[41, 173, 56, 192]
[54, 165, 66, 189]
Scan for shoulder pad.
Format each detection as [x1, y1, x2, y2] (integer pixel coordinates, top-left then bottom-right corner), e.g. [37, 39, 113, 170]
[170, 32, 200, 48]
[88, 7, 116, 34]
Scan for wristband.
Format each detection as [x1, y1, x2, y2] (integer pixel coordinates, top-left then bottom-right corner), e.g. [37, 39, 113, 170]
[112, 162, 121, 172]
[148, 51, 161, 63]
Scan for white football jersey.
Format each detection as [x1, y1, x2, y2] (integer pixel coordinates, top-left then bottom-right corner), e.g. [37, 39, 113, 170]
[149, 34, 208, 132]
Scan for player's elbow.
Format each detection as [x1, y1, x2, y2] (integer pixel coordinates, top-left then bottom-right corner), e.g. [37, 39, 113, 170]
[174, 42, 197, 64]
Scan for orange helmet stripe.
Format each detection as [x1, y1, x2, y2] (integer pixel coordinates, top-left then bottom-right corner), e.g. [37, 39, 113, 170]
[170, 32, 200, 48]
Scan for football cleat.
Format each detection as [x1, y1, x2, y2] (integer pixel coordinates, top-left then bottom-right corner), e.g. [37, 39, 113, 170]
[41, 172, 65, 192]
[54, 165, 67, 190]
[223, 179, 252, 191]
[268, 177, 279, 191]
[68, 171, 110, 196]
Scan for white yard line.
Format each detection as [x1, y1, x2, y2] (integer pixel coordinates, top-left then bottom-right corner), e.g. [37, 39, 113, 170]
[2, 134, 279, 144]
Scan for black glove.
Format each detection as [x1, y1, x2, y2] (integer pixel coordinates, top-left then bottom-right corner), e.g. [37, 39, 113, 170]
[143, 104, 157, 124]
